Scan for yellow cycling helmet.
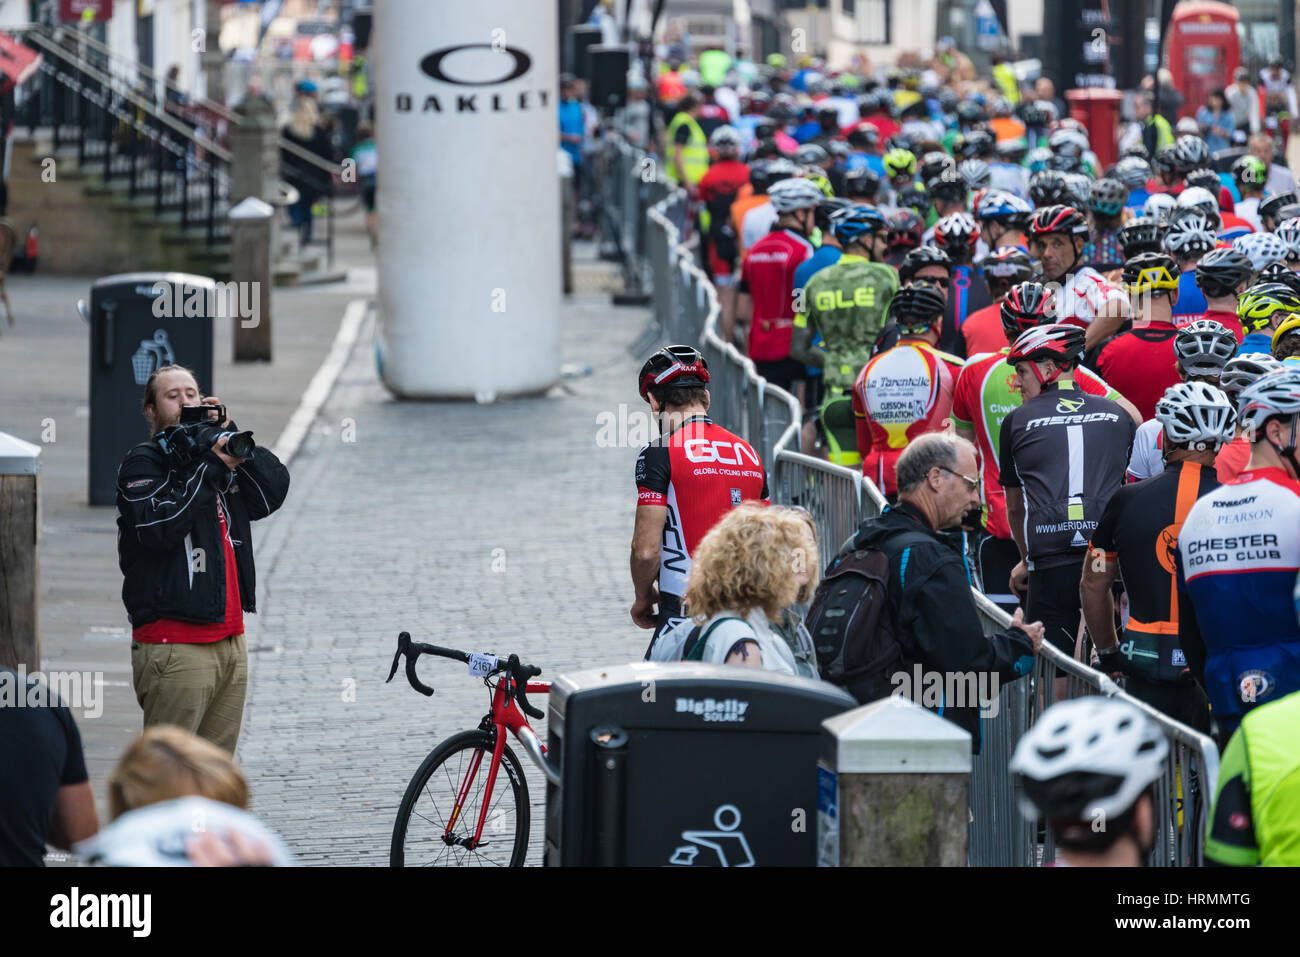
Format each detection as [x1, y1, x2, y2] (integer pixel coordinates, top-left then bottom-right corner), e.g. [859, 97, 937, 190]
[1122, 251, 1180, 295]
[1238, 283, 1300, 333]
[800, 168, 834, 198]
[1273, 313, 1300, 352]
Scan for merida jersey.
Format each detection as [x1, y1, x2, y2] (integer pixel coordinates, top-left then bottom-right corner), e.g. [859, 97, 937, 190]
[740, 229, 814, 362]
[794, 253, 899, 392]
[635, 416, 770, 600]
[951, 355, 1119, 539]
[1089, 460, 1220, 682]
[852, 339, 962, 496]
[999, 383, 1136, 569]
[1176, 467, 1300, 723]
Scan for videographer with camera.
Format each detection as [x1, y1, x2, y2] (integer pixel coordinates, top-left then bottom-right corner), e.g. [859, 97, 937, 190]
[116, 365, 290, 754]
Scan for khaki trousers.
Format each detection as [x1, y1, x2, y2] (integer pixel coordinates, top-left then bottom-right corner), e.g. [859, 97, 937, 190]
[131, 633, 248, 754]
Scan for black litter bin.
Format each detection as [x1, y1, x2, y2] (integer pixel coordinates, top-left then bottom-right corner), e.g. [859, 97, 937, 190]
[544, 662, 855, 867]
[86, 272, 216, 506]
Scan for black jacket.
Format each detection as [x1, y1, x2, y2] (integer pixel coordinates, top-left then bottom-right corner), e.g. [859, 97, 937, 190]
[849, 501, 1035, 752]
[116, 429, 290, 628]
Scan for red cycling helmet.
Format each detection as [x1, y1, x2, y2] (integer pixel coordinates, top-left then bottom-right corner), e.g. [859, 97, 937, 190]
[1007, 323, 1086, 387]
[639, 345, 710, 401]
[1027, 204, 1090, 238]
[1000, 281, 1057, 340]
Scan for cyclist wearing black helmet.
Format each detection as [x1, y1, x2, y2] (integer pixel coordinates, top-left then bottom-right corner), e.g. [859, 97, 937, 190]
[1117, 216, 1166, 260]
[884, 208, 925, 268]
[1096, 252, 1185, 421]
[1190, 246, 1254, 343]
[959, 246, 1034, 357]
[999, 324, 1137, 666]
[631, 346, 769, 650]
[922, 175, 968, 245]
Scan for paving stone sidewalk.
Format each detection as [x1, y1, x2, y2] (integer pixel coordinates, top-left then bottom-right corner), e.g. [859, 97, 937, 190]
[237, 259, 650, 865]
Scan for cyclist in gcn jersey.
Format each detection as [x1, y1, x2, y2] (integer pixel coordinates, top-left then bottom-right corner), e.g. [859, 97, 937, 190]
[1177, 367, 1300, 745]
[1026, 204, 1130, 352]
[735, 177, 822, 393]
[951, 282, 1135, 612]
[630, 347, 770, 654]
[1126, 320, 1242, 482]
[790, 205, 898, 466]
[852, 283, 962, 496]
[999, 324, 1136, 658]
[1082, 382, 1234, 731]
[1095, 252, 1185, 421]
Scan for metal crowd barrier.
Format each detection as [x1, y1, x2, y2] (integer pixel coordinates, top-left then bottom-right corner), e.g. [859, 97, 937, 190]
[626, 137, 1220, 866]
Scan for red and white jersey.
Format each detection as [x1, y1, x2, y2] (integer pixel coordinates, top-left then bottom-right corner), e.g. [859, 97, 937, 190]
[740, 229, 814, 362]
[852, 340, 963, 496]
[635, 416, 770, 598]
[1056, 267, 1127, 330]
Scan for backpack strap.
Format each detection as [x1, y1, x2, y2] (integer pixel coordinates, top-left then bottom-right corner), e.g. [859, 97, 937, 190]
[684, 616, 748, 661]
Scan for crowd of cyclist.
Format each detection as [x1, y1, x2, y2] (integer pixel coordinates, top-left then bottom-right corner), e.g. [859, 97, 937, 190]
[627, 66, 1300, 866]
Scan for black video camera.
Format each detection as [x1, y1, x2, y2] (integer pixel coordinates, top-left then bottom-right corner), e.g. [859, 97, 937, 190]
[155, 404, 256, 467]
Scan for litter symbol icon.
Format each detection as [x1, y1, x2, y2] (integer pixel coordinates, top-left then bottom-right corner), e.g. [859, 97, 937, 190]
[132, 329, 176, 385]
[668, 804, 754, 867]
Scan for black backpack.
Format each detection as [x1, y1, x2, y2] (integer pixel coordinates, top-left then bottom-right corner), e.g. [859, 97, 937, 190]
[806, 531, 930, 704]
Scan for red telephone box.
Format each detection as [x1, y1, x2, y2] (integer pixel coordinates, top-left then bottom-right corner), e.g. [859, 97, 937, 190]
[1167, 1, 1240, 120]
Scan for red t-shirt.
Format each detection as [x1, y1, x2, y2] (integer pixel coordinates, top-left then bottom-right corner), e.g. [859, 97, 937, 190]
[133, 500, 244, 644]
[740, 228, 813, 361]
[1174, 308, 1245, 344]
[1216, 434, 1253, 483]
[1095, 321, 1182, 421]
[699, 160, 751, 207]
[959, 301, 1006, 358]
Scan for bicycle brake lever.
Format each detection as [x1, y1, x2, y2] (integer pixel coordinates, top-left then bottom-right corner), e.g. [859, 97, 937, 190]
[386, 631, 410, 683]
[507, 654, 545, 720]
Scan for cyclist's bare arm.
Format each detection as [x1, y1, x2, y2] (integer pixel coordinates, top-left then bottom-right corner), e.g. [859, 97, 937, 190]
[1079, 552, 1120, 653]
[630, 505, 666, 628]
[789, 317, 824, 368]
[728, 291, 751, 344]
[1083, 295, 1129, 353]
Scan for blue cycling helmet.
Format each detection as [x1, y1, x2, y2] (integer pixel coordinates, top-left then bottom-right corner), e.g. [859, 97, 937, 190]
[831, 204, 889, 245]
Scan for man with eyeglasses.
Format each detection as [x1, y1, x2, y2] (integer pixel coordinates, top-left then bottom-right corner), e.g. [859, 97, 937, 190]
[999, 324, 1136, 666]
[838, 432, 1044, 750]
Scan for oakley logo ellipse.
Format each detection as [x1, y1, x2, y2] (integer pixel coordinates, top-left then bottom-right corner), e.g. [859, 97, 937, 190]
[420, 44, 532, 86]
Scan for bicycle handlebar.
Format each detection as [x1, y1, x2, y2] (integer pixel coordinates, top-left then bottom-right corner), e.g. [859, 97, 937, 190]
[386, 632, 545, 720]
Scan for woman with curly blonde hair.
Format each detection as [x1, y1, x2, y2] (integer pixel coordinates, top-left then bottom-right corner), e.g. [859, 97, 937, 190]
[651, 504, 819, 672]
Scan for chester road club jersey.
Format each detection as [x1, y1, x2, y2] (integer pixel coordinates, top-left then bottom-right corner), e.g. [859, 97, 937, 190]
[635, 416, 770, 599]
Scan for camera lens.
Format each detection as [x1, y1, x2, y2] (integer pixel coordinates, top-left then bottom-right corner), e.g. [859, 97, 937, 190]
[226, 432, 256, 459]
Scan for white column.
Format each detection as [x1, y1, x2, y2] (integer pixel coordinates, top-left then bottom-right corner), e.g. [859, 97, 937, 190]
[373, 0, 561, 399]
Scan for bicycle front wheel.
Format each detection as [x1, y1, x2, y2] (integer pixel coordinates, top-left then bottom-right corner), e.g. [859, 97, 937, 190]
[390, 729, 531, 867]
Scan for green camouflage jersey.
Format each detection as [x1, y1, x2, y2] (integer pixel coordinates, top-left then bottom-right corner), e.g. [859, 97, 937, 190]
[794, 254, 899, 393]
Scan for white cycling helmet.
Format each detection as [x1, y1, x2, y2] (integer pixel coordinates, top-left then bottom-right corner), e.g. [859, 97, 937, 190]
[709, 124, 742, 152]
[1162, 212, 1217, 257]
[1177, 185, 1220, 217]
[1156, 381, 1237, 448]
[1274, 217, 1300, 263]
[1048, 127, 1090, 157]
[1236, 366, 1300, 435]
[1233, 231, 1289, 271]
[1009, 697, 1168, 824]
[1220, 352, 1285, 395]
[767, 177, 825, 213]
[1174, 319, 1239, 377]
[1142, 192, 1177, 222]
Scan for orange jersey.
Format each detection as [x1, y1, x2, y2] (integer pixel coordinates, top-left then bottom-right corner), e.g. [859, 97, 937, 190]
[852, 339, 963, 496]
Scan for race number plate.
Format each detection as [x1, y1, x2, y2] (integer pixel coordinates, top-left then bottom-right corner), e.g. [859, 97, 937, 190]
[467, 653, 499, 677]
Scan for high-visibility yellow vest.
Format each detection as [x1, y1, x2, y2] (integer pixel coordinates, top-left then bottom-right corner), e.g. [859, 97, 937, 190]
[666, 111, 708, 186]
[992, 63, 1020, 106]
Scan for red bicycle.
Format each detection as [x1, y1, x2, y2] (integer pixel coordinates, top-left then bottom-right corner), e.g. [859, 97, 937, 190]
[386, 631, 557, 866]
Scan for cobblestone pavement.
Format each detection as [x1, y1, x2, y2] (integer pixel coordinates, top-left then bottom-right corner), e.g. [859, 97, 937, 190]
[237, 265, 651, 865]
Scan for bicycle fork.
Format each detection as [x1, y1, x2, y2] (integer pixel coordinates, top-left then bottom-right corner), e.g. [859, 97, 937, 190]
[445, 723, 507, 851]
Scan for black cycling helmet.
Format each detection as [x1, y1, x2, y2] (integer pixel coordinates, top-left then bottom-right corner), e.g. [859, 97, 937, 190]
[796, 143, 829, 167]
[898, 244, 953, 282]
[926, 174, 967, 205]
[639, 345, 710, 402]
[1256, 261, 1300, 296]
[846, 125, 880, 151]
[1260, 190, 1300, 226]
[1028, 169, 1071, 208]
[1121, 143, 1151, 161]
[1001, 281, 1058, 339]
[843, 166, 881, 201]
[1118, 216, 1166, 258]
[983, 247, 1036, 298]
[920, 150, 956, 184]
[1122, 250, 1181, 296]
[887, 208, 925, 251]
[1152, 144, 1180, 177]
[1184, 168, 1222, 196]
[1172, 134, 1210, 173]
[814, 197, 854, 232]
[959, 129, 995, 159]
[1195, 247, 1255, 298]
[896, 182, 931, 216]
[1088, 177, 1128, 217]
[890, 282, 948, 334]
